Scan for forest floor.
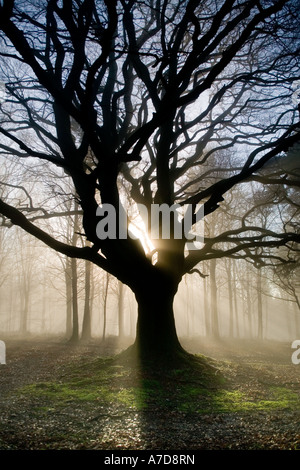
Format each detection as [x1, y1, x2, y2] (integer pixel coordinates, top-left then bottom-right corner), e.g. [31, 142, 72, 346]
[0, 335, 299, 451]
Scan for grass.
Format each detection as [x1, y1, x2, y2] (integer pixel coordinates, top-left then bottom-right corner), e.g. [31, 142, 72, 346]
[18, 353, 300, 415]
[179, 386, 300, 413]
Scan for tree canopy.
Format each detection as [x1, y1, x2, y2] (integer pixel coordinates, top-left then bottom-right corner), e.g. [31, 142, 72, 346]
[0, 0, 299, 355]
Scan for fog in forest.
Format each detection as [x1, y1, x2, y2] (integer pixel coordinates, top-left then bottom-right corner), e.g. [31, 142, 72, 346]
[0, 0, 299, 355]
[1, 225, 299, 346]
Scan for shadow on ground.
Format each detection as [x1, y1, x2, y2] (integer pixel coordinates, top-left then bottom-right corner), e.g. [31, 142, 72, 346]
[0, 336, 299, 449]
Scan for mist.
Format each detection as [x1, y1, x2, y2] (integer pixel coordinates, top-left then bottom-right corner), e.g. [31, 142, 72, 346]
[0, 0, 299, 453]
[0, 226, 298, 346]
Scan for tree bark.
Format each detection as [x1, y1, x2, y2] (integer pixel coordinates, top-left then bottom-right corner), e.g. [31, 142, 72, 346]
[118, 280, 124, 339]
[232, 261, 240, 338]
[257, 268, 263, 340]
[225, 259, 234, 338]
[294, 302, 300, 338]
[102, 272, 110, 342]
[210, 258, 219, 339]
[81, 258, 92, 341]
[246, 269, 253, 338]
[185, 277, 190, 337]
[70, 201, 79, 343]
[65, 257, 72, 338]
[70, 256, 79, 342]
[132, 279, 185, 362]
[41, 279, 46, 333]
[203, 274, 210, 336]
[20, 286, 29, 335]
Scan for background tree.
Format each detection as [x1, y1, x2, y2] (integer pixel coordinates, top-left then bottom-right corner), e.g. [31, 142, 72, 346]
[81, 256, 93, 342]
[0, 0, 299, 361]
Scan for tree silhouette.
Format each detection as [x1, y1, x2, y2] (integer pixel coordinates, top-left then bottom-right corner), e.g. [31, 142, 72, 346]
[0, 0, 299, 360]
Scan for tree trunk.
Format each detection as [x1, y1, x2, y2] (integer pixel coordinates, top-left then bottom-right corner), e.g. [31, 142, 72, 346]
[41, 280, 46, 333]
[65, 257, 72, 338]
[8, 288, 14, 331]
[232, 261, 240, 338]
[210, 258, 219, 339]
[82, 258, 92, 341]
[185, 277, 190, 337]
[286, 301, 293, 340]
[226, 260, 234, 338]
[257, 268, 263, 340]
[20, 287, 29, 335]
[118, 280, 124, 339]
[264, 295, 269, 339]
[133, 282, 185, 362]
[203, 274, 210, 336]
[294, 302, 300, 338]
[70, 200, 79, 343]
[246, 269, 253, 338]
[102, 272, 109, 342]
[70, 257, 79, 342]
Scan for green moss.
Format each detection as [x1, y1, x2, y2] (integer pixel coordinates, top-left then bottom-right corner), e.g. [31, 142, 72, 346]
[17, 355, 300, 415]
[267, 386, 299, 408]
[116, 387, 147, 409]
[18, 359, 124, 405]
[177, 384, 300, 414]
[21, 381, 104, 402]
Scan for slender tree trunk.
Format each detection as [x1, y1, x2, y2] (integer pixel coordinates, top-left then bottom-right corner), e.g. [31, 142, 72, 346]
[189, 277, 195, 335]
[185, 277, 190, 337]
[118, 280, 124, 339]
[41, 281, 46, 333]
[102, 272, 109, 342]
[286, 301, 293, 340]
[82, 258, 92, 341]
[246, 269, 253, 339]
[20, 286, 29, 335]
[210, 258, 219, 339]
[203, 275, 210, 336]
[294, 301, 300, 338]
[228, 284, 234, 338]
[290, 287, 300, 338]
[264, 295, 269, 339]
[70, 201, 79, 343]
[129, 295, 135, 339]
[70, 257, 79, 342]
[257, 268, 263, 340]
[65, 257, 72, 338]
[8, 288, 13, 332]
[226, 260, 234, 338]
[232, 261, 239, 338]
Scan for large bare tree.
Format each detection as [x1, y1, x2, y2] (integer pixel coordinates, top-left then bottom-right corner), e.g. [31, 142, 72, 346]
[0, 0, 299, 360]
